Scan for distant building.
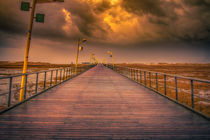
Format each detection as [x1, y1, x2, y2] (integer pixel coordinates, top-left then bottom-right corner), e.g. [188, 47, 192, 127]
[82, 62, 90, 64]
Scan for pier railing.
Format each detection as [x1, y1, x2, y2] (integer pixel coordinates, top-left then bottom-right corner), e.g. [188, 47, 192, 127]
[0, 65, 95, 113]
[108, 65, 210, 119]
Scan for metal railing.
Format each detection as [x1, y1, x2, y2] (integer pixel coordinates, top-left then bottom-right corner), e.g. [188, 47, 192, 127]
[107, 65, 210, 119]
[0, 65, 95, 113]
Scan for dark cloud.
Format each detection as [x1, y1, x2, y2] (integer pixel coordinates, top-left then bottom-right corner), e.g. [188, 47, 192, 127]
[94, 0, 112, 13]
[183, 0, 210, 7]
[179, 0, 210, 42]
[0, 0, 209, 63]
[0, 1, 27, 35]
[65, 0, 109, 38]
[121, 0, 166, 17]
[68, 1, 97, 36]
[0, 0, 210, 45]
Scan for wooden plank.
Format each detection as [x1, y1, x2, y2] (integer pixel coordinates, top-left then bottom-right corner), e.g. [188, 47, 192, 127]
[0, 64, 210, 139]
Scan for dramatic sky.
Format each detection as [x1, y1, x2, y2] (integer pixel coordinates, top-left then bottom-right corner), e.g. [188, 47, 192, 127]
[0, 0, 210, 63]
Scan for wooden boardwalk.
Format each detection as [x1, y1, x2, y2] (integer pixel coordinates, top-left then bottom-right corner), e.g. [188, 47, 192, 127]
[0, 64, 210, 139]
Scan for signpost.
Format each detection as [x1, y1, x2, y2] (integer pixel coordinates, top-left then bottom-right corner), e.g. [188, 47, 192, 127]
[36, 13, 45, 23]
[21, 2, 30, 11]
[19, 0, 64, 102]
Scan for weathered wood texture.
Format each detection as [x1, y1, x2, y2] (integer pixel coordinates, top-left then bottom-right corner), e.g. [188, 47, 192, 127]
[0, 64, 210, 139]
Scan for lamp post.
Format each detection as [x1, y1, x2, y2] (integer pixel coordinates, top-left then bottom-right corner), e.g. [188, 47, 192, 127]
[102, 59, 106, 66]
[92, 56, 98, 64]
[89, 53, 95, 64]
[107, 51, 114, 68]
[19, 0, 64, 102]
[75, 38, 87, 75]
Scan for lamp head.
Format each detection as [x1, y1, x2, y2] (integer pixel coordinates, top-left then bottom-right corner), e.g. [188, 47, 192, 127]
[79, 46, 83, 51]
[82, 38, 87, 43]
[107, 51, 112, 55]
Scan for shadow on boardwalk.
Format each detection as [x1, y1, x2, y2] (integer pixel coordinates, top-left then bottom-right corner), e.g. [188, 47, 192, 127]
[0, 64, 210, 139]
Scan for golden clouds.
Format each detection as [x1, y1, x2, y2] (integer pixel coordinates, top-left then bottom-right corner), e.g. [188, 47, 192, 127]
[69, 0, 141, 43]
[62, 8, 72, 34]
[103, 5, 140, 43]
[110, 0, 119, 5]
[58, 0, 210, 44]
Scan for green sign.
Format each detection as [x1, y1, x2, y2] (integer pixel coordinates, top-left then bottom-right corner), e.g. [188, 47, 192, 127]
[36, 13, 45, 23]
[21, 2, 30, 11]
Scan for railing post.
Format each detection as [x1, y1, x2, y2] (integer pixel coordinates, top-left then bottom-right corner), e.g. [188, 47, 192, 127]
[69, 67, 71, 79]
[164, 74, 166, 96]
[131, 69, 133, 79]
[24, 74, 28, 100]
[43, 72, 46, 90]
[35, 73, 38, 94]
[66, 68, 68, 79]
[60, 69, 62, 83]
[149, 72, 151, 88]
[140, 70, 142, 84]
[8, 77, 12, 107]
[127, 68, 129, 77]
[130, 69, 132, 79]
[191, 80, 194, 109]
[65, 68, 67, 80]
[63, 68, 65, 81]
[144, 71, 146, 87]
[67, 67, 71, 79]
[50, 70, 53, 87]
[55, 69, 58, 84]
[137, 70, 139, 83]
[156, 73, 158, 91]
[133, 69, 134, 80]
[67, 68, 69, 79]
[135, 69, 137, 82]
[175, 76, 178, 101]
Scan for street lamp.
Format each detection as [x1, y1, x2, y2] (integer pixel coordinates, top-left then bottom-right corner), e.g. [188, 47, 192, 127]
[89, 53, 95, 64]
[92, 56, 98, 64]
[75, 38, 87, 75]
[107, 51, 114, 68]
[19, 0, 64, 102]
[102, 59, 106, 66]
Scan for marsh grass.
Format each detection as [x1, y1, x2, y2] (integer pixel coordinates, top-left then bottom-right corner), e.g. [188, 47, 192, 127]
[114, 64, 210, 117]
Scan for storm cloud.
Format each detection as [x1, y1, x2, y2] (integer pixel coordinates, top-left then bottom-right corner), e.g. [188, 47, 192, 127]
[0, 0, 210, 45]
